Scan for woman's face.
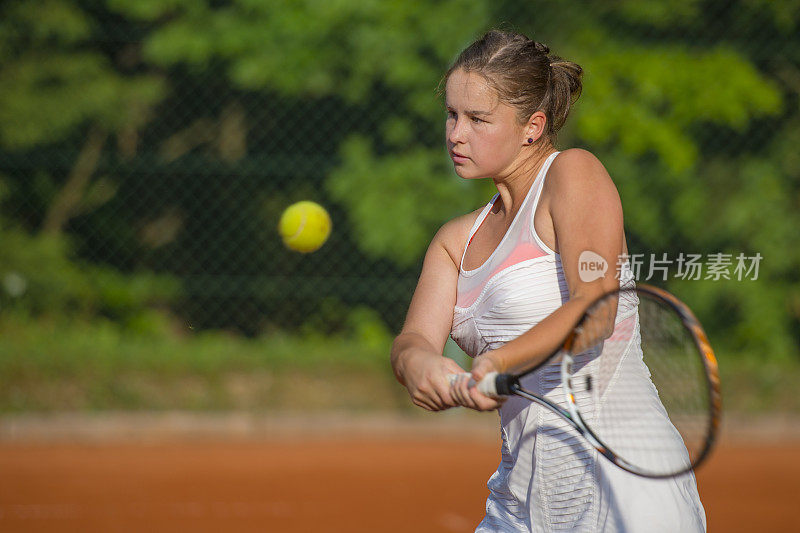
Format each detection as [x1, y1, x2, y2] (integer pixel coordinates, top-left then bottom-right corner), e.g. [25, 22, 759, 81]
[445, 69, 528, 180]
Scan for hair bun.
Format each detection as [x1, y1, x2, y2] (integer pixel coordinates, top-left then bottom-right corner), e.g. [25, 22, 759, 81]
[532, 41, 550, 55]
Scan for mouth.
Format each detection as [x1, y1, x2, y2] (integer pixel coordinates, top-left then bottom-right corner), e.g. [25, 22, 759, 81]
[450, 151, 469, 163]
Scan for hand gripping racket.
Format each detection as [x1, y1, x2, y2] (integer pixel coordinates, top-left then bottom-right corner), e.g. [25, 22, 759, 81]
[449, 284, 721, 478]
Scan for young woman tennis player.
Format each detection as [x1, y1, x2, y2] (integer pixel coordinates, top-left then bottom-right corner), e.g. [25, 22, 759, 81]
[391, 31, 706, 531]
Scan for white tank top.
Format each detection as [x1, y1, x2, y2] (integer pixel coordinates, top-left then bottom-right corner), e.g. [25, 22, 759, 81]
[451, 150, 567, 360]
[449, 151, 705, 532]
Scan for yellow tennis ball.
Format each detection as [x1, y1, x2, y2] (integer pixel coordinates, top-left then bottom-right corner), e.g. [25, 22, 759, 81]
[278, 201, 332, 253]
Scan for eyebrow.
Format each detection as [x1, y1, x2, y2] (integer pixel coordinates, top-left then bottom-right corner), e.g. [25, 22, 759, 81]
[444, 104, 492, 116]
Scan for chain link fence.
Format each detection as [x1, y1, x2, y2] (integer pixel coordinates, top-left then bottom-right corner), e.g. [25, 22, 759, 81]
[1, 1, 798, 347]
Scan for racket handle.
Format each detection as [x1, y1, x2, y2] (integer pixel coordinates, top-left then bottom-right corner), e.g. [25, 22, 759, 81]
[477, 372, 499, 396]
[446, 372, 475, 388]
[446, 372, 502, 397]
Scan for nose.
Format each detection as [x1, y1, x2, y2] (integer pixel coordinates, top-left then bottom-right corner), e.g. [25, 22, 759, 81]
[448, 115, 466, 145]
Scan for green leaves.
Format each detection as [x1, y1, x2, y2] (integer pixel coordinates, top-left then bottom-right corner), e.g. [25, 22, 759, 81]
[0, 0, 91, 53]
[0, 52, 164, 148]
[0, 223, 178, 320]
[575, 44, 781, 172]
[0, 1, 166, 148]
[117, 0, 487, 107]
[106, 0, 203, 21]
[602, 0, 704, 28]
[327, 136, 476, 266]
[0, 0, 797, 358]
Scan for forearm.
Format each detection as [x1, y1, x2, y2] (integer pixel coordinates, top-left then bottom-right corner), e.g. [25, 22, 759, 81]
[390, 331, 440, 386]
[488, 295, 594, 375]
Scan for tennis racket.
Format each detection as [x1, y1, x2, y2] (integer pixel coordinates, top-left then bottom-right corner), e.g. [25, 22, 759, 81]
[448, 284, 721, 478]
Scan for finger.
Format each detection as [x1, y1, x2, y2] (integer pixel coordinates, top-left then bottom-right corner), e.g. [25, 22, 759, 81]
[417, 375, 451, 409]
[457, 373, 478, 408]
[470, 353, 501, 382]
[450, 373, 479, 409]
[469, 361, 490, 383]
[443, 371, 471, 407]
[469, 372, 487, 393]
[463, 375, 483, 409]
[436, 381, 457, 407]
[472, 396, 502, 411]
[431, 380, 459, 409]
[412, 398, 437, 411]
[468, 387, 503, 411]
[411, 389, 440, 411]
[448, 373, 466, 406]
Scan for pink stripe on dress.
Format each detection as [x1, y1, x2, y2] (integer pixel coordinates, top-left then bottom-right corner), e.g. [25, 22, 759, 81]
[456, 241, 548, 308]
[607, 314, 636, 343]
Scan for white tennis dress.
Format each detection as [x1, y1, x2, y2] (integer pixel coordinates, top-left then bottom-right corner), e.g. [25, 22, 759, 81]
[450, 151, 706, 532]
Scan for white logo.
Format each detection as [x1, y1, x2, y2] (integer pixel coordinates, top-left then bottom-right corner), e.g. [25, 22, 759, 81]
[578, 251, 608, 282]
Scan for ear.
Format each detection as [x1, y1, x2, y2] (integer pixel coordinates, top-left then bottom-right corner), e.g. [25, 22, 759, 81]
[522, 111, 547, 145]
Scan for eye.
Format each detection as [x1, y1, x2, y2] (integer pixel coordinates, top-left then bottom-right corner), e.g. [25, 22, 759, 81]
[446, 109, 457, 119]
[470, 116, 484, 124]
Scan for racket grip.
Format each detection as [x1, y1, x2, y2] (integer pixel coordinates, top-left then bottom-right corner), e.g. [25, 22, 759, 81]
[446, 372, 475, 388]
[477, 372, 499, 396]
[446, 372, 505, 397]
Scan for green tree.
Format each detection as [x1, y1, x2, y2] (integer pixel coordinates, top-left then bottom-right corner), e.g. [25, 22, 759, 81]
[0, 0, 796, 358]
[0, 0, 164, 233]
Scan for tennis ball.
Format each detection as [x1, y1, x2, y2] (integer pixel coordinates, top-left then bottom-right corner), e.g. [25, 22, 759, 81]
[278, 201, 332, 253]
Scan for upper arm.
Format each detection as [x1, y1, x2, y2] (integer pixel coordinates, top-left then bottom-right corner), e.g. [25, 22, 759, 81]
[547, 149, 624, 301]
[399, 216, 471, 354]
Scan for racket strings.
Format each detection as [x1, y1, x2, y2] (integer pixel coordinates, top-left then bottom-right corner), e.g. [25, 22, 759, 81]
[567, 290, 712, 476]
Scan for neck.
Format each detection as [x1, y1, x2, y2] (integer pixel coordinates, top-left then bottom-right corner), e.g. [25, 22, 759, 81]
[492, 142, 555, 216]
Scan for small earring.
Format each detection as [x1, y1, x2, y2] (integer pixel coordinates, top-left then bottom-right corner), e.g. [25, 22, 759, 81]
[527, 138, 534, 144]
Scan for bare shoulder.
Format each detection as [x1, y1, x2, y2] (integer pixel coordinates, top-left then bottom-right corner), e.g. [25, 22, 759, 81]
[431, 207, 483, 266]
[546, 148, 620, 201]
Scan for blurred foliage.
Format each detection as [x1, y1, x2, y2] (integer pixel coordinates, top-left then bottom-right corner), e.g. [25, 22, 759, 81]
[0, 221, 179, 332]
[0, 0, 164, 148]
[327, 136, 477, 265]
[0, 0, 798, 378]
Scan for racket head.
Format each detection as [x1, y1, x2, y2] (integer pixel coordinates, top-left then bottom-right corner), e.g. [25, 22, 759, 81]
[562, 284, 721, 478]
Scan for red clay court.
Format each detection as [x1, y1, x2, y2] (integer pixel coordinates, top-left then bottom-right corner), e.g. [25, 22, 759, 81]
[0, 414, 798, 532]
